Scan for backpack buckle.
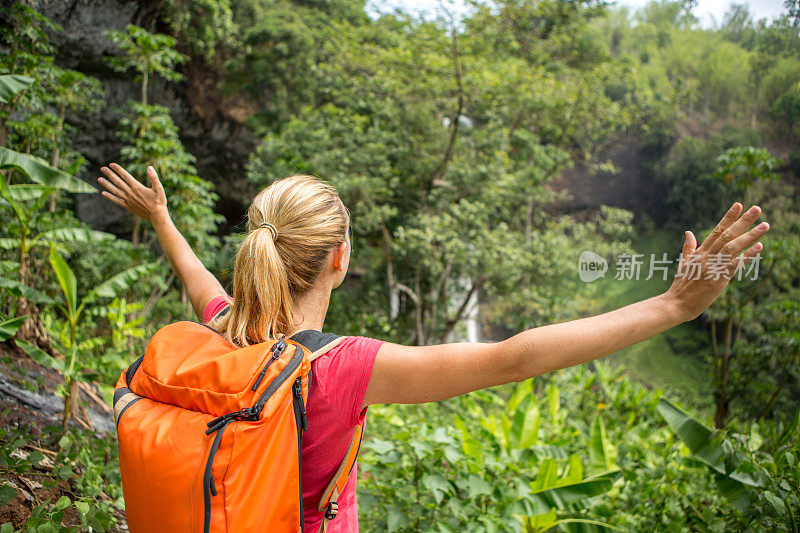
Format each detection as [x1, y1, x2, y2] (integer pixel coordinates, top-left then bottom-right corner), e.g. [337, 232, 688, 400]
[324, 502, 338, 520]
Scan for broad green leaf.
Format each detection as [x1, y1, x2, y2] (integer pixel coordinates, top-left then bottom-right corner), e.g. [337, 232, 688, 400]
[657, 398, 766, 512]
[557, 518, 624, 532]
[656, 399, 725, 473]
[0, 74, 33, 103]
[508, 379, 534, 412]
[16, 339, 64, 372]
[531, 459, 559, 492]
[0, 277, 56, 304]
[421, 474, 451, 504]
[0, 483, 16, 508]
[547, 384, 560, 421]
[0, 174, 27, 225]
[529, 478, 615, 515]
[526, 509, 557, 532]
[590, 417, 615, 472]
[6, 184, 53, 202]
[0, 260, 18, 274]
[82, 262, 158, 305]
[0, 147, 96, 193]
[0, 315, 26, 341]
[563, 454, 584, 485]
[716, 474, 752, 512]
[74, 500, 90, 516]
[509, 396, 540, 449]
[49, 243, 78, 320]
[37, 227, 115, 244]
[466, 475, 492, 498]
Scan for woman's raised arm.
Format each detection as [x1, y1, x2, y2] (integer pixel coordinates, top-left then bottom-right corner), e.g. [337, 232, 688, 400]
[98, 163, 227, 320]
[365, 202, 769, 408]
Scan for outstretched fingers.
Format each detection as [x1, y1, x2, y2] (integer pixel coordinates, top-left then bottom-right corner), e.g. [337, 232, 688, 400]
[101, 190, 127, 209]
[709, 205, 763, 254]
[733, 241, 765, 276]
[100, 165, 131, 195]
[109, 163, 139, 189]
[698, 203, 742, 253]
[722, 221, 770, 257]
[97, 174, 126, 198]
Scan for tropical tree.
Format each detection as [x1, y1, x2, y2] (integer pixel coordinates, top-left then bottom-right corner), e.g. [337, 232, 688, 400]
[106, 25, 222, 270]
[18, 244, 156, 428]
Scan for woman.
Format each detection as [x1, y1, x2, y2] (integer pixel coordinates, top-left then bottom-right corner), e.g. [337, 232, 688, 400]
[98, 162, 768, 532]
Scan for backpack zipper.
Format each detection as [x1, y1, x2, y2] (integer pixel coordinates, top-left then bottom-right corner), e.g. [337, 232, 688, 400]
[205, 343, 304, 434]
[202, 343, 306, 533]
[251, 338, 286, 391]
[293, 377, 307, 533]
[203, 419, 231, 533]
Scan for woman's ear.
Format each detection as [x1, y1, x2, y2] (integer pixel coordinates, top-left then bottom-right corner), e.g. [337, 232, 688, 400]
[332, 241, 349, 270]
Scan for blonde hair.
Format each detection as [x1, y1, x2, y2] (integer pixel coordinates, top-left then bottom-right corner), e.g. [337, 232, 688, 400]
[211, 175, 348, 346]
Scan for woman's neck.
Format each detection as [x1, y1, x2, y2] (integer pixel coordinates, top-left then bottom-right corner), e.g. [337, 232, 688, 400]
[290, 283, 332, 335]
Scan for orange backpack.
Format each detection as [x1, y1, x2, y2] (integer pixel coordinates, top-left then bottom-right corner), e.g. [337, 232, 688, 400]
[113, 321, 364, 533]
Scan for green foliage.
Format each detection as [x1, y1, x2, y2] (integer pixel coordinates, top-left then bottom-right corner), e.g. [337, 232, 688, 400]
[1, 0, 799, 530]
[106, 25, 187, 86]
[659, 398, 800, 528]
[47, 243, 157, 426]
[714, 146, 782, 201]
[162, 0, 237, 61]
[117, 103, 222, 253]
[0, 148, 94, 194]
[0, 425, 122, 532]
[0, 75, 33, 104]
[359, 374, 621, 532]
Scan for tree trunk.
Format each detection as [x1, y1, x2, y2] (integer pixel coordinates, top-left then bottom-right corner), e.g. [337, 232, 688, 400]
[713, 315, 734, 429]
[49, 105, 66, 212]
[751, 81, 759, 130]
[141, 70, 148, 106]
[62, 378, 80, 429]
[131, 216, 141, 247]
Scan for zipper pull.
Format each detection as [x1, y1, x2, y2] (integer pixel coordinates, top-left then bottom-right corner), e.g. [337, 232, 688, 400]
[251, 339, 288, 391]
[293, 379, 308, 431]
[272, 338, 287, 359]
[206, 414, 230, 435]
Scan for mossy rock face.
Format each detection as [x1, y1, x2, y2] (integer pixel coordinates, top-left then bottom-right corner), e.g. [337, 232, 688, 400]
[31, 0, 257, 235]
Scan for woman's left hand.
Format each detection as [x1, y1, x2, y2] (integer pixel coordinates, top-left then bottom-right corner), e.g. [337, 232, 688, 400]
[664, 202, 769, 322]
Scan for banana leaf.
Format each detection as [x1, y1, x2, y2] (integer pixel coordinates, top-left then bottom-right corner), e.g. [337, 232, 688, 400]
[509, 395, 541, 449]
[0, 75, 33, 103]
[16, 339, 64, 372]
[82, 262, 159, 306]
[36, 227, 115, 244]
[589, 417, 616, 473]
[49, 244, 77, 320]
[657, 398, 768, 512]
[0, 315, 27, 341]
[528, 478, 615, 516]
[6, 184, 54, 202]
[0, 147, 96, 194]
[0, 277, 56, 304]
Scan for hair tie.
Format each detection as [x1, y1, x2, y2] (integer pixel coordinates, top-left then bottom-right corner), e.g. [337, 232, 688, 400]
[257, 222, 278, 240]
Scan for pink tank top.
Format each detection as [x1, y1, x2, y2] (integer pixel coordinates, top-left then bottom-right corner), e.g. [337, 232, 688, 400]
[203, 297, 381, 532]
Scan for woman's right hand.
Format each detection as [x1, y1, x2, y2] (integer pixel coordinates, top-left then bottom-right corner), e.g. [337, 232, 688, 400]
[98, 163, 168, 224]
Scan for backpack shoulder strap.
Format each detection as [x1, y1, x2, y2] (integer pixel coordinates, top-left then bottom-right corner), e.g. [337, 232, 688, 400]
[289, 330, 344, 362]
[316, 423, 364, 532]
[289, 330, 363, 532]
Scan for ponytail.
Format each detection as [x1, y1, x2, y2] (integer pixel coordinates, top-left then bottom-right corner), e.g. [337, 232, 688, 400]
[211, 175, 348, 346]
